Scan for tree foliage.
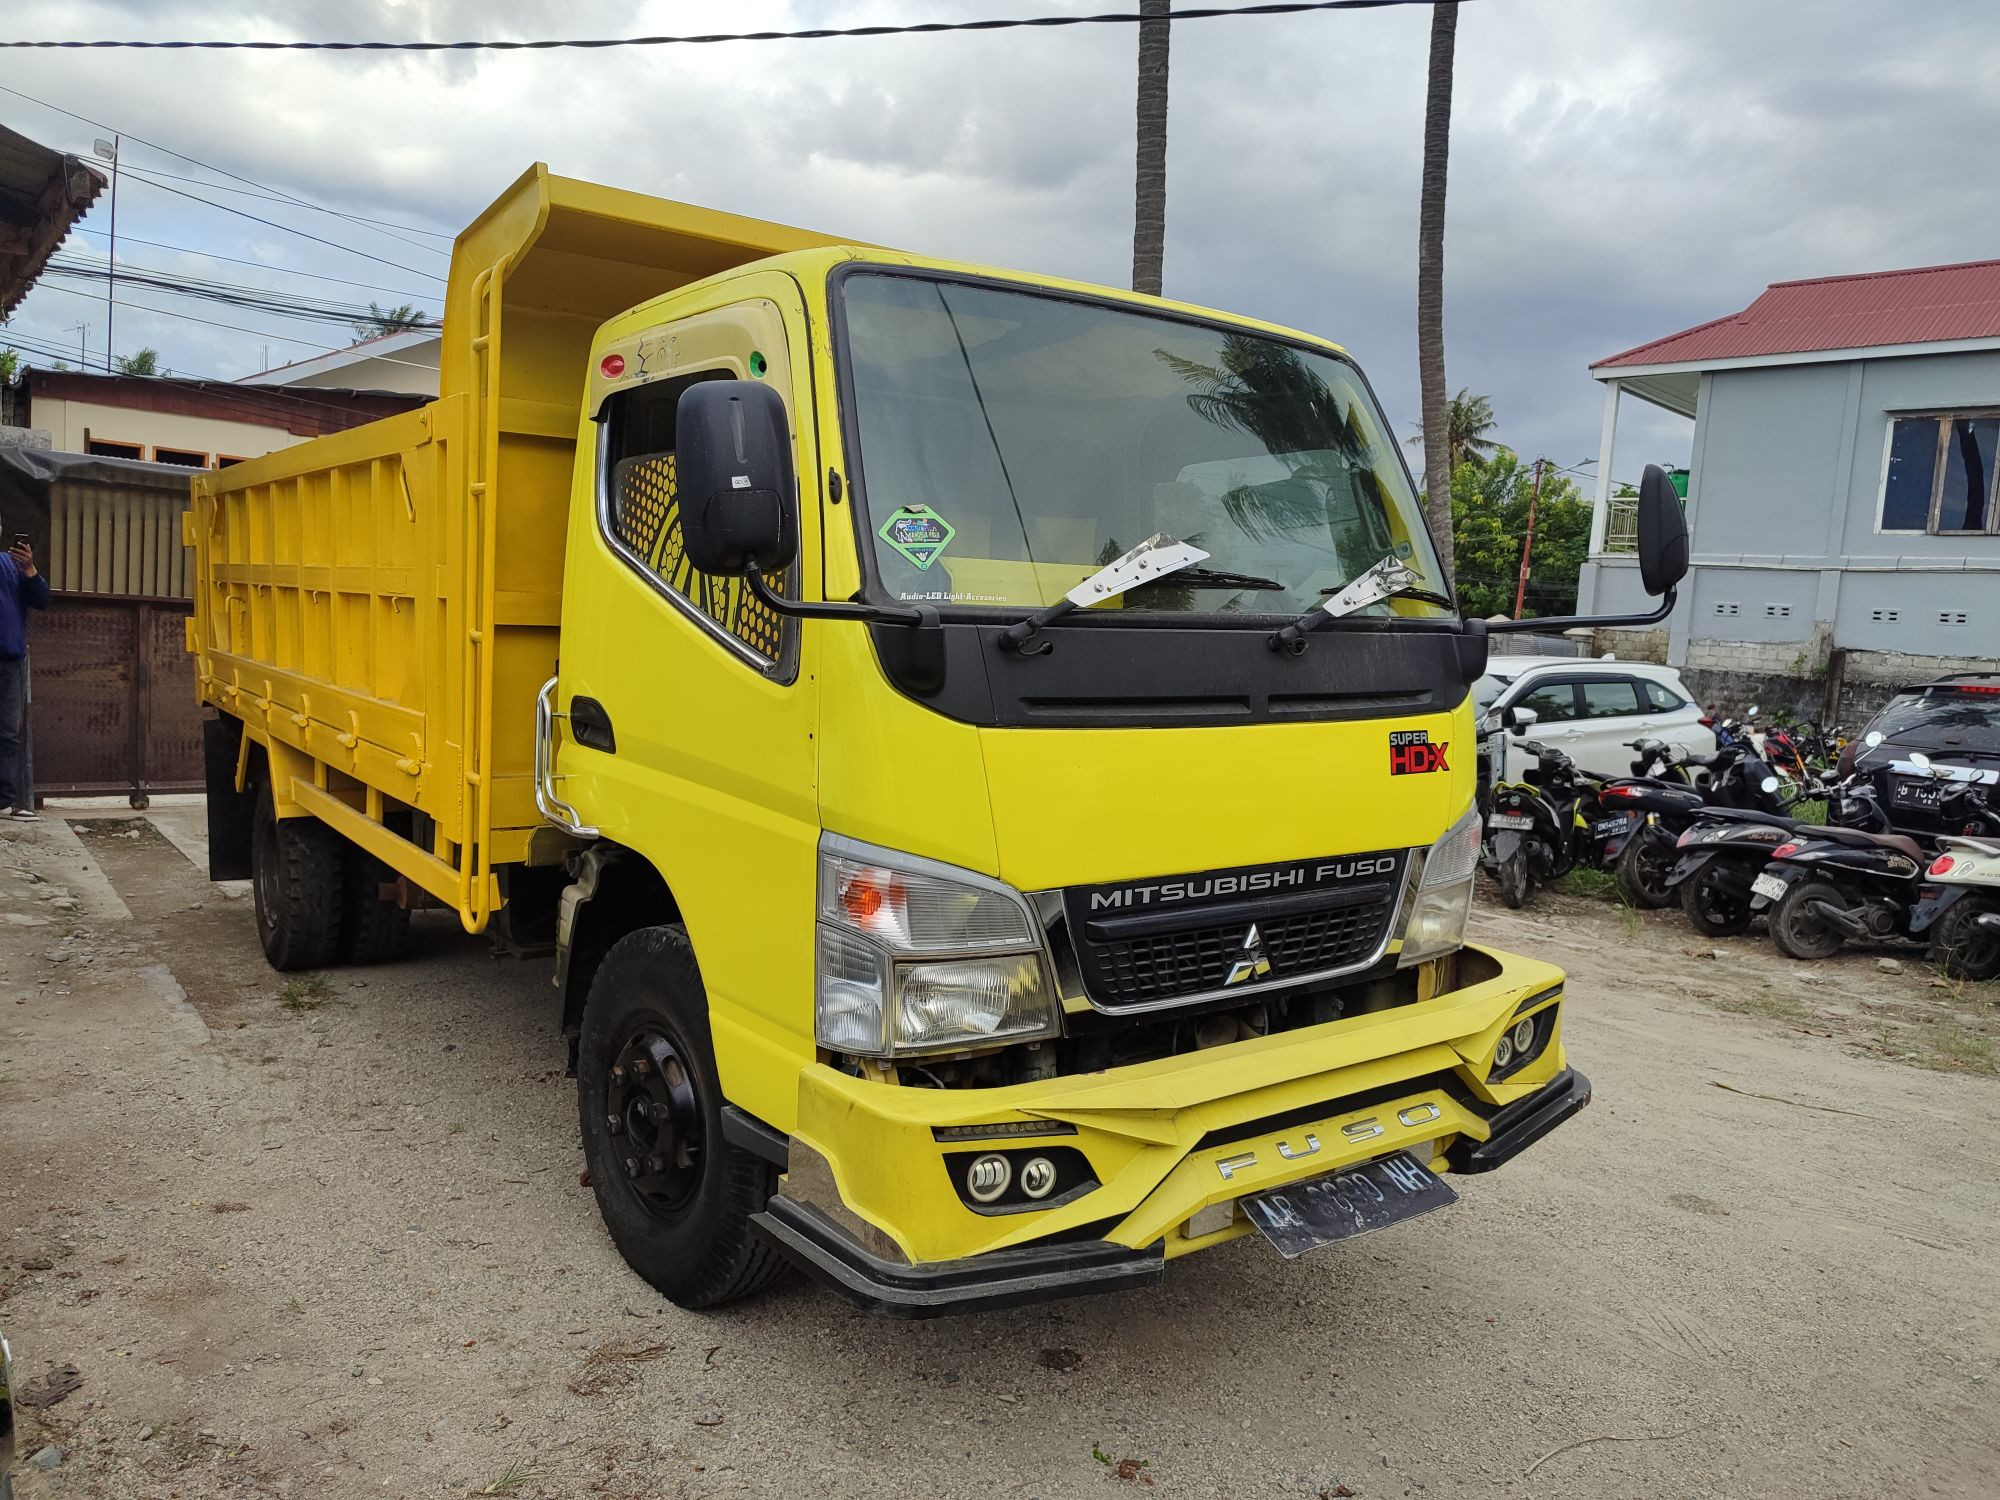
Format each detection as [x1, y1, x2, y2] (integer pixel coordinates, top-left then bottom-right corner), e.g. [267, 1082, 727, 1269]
[351, 302, 432, 339]
[114, 347, 162, 375]
[0, 349, 18, 386]
[1450, 449, 1591, 620]
[1408, 388, 1498, 474]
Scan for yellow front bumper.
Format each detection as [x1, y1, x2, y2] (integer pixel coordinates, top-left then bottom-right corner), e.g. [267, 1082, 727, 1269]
[777, 944, 1571, 1273]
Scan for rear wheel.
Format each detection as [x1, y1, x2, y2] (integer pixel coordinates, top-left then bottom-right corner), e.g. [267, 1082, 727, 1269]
[1931, 898, 2000, 982]
[577, 925, 785, 1309]
[1680, 861, 1754, 938]
[251, 788, 345, 972]
[1617, 828, 1677, 909]
[339, 847, 411, 964]
[1770, 878, 1847, 961]
[1496, 846, 1532, 909]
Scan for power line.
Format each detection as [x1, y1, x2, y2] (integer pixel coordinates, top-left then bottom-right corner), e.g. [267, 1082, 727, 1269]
[0, 81, 454, 242]
[108, 163, 452, 256]
[44, 255, 438, 333]
[30, 278, 371, 351]
[0, 2, 1442, 51]
[65, 226, 437, 299]
[114, 171, 448, 280]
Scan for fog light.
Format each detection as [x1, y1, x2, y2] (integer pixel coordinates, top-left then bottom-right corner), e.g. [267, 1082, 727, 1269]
[1494, 1034, 1515, 1070]
[965, 1153, 1011, 1204]
[1019, 1156, 1058, 1199]
[1511, 1017, 1536, 1053]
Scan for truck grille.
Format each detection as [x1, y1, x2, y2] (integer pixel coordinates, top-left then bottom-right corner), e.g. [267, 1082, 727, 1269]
[1060, 851, 1404, 1010]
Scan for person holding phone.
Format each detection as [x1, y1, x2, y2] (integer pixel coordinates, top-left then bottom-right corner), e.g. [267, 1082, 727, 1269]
[0, 529, 49, 821]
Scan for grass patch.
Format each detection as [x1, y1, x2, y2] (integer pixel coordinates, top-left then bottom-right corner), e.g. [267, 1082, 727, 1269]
[1554, 868, 1618, 900]
[1711, 987, 1815, 1027]
[475, 1462, 532, 1496]
[1910, 1023, 1999, 1076]
[276, 975, 330, 1012]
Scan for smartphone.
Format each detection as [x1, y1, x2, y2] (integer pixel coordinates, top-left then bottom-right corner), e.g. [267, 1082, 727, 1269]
[9, 535, 25, 549]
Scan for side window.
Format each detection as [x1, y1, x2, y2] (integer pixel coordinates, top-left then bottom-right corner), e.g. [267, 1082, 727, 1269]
[602, 369, 795, 668]
[1514, 681, 1579, 723]
[1640, 679, 1687, 712]
[1580, 679, 1644, 719]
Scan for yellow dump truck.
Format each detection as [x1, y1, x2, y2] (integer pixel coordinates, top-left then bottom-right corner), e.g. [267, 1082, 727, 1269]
[189, 165, 1687, 1315]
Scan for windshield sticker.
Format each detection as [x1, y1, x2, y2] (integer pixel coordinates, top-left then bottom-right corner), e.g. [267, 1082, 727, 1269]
[878, 504, 956, 570]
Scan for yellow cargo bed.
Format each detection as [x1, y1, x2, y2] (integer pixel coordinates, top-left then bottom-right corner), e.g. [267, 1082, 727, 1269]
[188, 165, 846, 930]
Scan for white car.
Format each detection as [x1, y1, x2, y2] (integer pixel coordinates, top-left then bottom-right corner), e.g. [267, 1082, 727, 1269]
[1475, 659, 1716, 783]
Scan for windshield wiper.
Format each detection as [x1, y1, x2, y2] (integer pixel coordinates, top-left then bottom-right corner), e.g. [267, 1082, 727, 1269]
[999, 533, 1210, 655]
[1162, 566, 1287, 593]
[1269, 554, 1450, 655]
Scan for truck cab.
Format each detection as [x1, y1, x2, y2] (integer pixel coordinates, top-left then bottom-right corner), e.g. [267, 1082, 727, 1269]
[190, 167, 1688, 1315]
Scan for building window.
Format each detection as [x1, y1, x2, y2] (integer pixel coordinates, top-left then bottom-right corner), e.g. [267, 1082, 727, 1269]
[214, 455, 249, 468]
[151, 446, 208, 468]
[1880, 413, 1999, 535]
[85, 438, 143, 459]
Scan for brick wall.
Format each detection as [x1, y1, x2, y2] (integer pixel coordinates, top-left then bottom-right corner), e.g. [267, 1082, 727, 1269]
[1679, 638, 1999, 728]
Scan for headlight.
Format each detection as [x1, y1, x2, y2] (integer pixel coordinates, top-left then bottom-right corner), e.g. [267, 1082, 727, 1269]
[815, 835, 1060, 1057]
[1398, 806, 1479, 968]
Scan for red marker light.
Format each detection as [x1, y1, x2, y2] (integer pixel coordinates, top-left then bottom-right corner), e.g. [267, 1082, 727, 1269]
[600, 353, 627, 379]
[1929, 854, 1956, 876]
[1771, 842, 1800, 859]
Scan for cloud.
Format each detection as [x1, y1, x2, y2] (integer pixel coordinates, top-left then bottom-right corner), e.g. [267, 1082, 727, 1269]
[4, 0, 1994, 480]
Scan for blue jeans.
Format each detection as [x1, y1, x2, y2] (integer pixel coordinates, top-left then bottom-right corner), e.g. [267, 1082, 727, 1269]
[0, 654, 23, 812]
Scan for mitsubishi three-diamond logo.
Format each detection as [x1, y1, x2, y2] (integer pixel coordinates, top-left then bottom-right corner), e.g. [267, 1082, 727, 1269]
[1224, 923, 1273, 986]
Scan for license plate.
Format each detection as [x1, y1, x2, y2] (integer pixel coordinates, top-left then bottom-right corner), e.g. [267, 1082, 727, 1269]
[1241, 1151, 1458, 1260]
[1489, 813, 1534, 830]
[1752, 872, 1788, 901]
[1594, 816, 1630, 834]
[1893, 778, 1942, 809]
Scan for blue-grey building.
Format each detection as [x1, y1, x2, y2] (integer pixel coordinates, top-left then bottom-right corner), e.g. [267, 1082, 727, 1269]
[1575, 258, 2000, 722]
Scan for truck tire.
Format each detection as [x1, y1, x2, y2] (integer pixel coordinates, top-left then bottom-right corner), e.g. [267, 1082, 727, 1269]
[340, 849, 411, 965]
[251, 789, 346, 972]
[1769, 878, 1847, 962]
[577, 925, 785, 1309]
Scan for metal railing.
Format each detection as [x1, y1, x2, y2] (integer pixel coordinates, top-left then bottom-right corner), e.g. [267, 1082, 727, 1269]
[1603, 497, 1639, 553]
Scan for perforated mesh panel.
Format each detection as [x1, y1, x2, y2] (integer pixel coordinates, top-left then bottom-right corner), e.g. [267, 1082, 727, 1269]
[613, 453, 790, 663]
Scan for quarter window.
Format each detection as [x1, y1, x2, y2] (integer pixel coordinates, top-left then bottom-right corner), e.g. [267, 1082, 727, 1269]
[1639, 679, 1687, 712]
[1880, 414, 1999, 535]
[601, 369, 795, 668]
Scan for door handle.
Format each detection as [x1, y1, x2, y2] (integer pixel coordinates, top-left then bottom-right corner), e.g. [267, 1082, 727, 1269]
[571, 697, 616, 753]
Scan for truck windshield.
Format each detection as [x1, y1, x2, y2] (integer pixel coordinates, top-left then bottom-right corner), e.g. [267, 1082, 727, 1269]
[838, 272, 1450, 620]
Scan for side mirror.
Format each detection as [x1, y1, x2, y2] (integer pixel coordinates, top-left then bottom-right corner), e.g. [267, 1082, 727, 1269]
[674, 379, 798, 577]
[1506, 705, 1539, 738]
[1636, 462, 1690, 597]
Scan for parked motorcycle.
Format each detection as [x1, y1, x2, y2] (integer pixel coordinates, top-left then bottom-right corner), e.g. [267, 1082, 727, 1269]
[1614, 738, 1798, 912]
[1485, 729, 1629, 910]
[1665, 770, 1858, 938]
[1904, 755, 2000, 980]
[1748, 779, 1936, 960]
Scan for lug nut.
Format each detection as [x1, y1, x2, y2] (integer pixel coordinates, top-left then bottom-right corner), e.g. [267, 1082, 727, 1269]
[623, 1156, 641, 1178]
[610, 1065, 627, 1085]
[645, 1154, 666, 1175]
[605, 1114, 623, 1135]
[632, 1098, 651, 1119]
[633, 1057, 651, 1076]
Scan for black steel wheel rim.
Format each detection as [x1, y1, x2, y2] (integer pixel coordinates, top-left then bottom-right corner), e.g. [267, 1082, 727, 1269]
[604, 1015, 704, 1217]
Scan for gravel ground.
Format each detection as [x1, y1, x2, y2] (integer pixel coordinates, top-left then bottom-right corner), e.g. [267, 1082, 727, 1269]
[1, 805, 1996, 1500]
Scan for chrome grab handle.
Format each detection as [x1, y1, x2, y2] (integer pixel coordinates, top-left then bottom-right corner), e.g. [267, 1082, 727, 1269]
[535, 675, 598, 838]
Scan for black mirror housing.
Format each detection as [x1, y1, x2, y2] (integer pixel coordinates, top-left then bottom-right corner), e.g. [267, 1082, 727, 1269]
[674, 379, 798, 578]
[1637, 463, 1690, 596]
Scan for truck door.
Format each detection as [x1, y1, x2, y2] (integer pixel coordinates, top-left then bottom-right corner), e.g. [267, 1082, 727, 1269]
[557, 277, 823, 1114]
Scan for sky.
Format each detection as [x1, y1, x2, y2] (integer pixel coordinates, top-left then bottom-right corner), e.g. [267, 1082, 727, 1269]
[4, 0, 1998, 492]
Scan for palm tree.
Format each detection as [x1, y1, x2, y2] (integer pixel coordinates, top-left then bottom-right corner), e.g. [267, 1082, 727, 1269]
[1407, 389, 1498, 473]
[113, 347, 162, 376]
[350, 302, 432, 340]
[1415, 1, 1460, 589]
[1131, 0, 1171, 297]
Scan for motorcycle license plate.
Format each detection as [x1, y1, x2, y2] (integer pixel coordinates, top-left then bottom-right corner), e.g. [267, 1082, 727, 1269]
[1752, 873, 1788, 901]
[1594, 817, 1630, 834]
[1241, 1151, 1458, 1260]
[1489, 813, 1534, 830]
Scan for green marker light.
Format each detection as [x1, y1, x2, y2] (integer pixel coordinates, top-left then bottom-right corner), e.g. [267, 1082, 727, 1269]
[749, 351, 768, 378]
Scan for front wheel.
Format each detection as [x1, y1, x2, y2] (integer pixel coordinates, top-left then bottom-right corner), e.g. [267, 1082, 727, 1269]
[1617, 828, 1677, 910]
[1931, 897, 2000, 982]
[1680, 860, 1754, 938]
[577, 925, 785, 1309]
[1770, 877, 1848, 961]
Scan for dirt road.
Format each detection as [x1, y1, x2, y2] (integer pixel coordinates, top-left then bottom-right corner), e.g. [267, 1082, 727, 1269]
[2, 806, 1996, 1499]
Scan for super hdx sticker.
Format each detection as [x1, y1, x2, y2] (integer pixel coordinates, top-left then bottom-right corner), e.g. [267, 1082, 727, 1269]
[879, 504, 955, 570]
[1389, 728, 1449, 775]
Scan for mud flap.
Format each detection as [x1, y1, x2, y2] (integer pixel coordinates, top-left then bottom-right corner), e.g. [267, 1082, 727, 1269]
[203, 716, 256, 881]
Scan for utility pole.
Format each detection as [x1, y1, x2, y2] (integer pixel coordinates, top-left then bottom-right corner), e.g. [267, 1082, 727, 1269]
[1512, 457, 1545, 620]
[94, 136, 121, 372]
